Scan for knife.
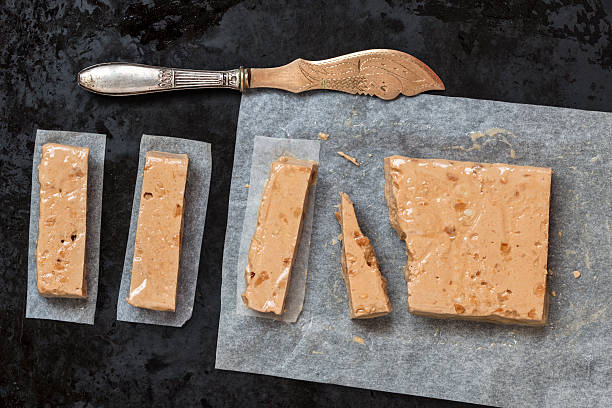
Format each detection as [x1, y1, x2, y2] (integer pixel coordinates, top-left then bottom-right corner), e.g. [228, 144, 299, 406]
[78, 49, 444, 100]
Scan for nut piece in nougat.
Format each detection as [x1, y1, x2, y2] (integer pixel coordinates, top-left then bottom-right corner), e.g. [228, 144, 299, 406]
[384, 156, 552, 325]
[36, 143, 89, 298]
[127, 151, 189, 312]
[336, 192, 391, 319]
[242, 156, 317, 315]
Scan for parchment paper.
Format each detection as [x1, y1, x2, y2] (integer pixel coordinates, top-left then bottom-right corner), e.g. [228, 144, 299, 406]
[235, 136, 320, 322]
[26, 129, 106, 325]
[116, 134, 211, 327]
[216, 92, 612, 407]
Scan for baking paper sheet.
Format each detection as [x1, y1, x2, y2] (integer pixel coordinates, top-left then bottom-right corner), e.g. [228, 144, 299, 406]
[116, 134, 211, 327]
[216, 92, 612, 407]
[26, 129, 106, 325]
[235, 136, 320, 322]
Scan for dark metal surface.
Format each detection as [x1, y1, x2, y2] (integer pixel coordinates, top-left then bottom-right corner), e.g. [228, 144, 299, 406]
[1, 1, 611, 406]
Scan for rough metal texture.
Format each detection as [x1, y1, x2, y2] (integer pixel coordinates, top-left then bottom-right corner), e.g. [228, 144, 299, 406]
[216, 91, 611, 408]
[2, 1, 612, 406]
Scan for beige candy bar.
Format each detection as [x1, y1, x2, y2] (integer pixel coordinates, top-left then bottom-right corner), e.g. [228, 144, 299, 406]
[385, 156, 552, 326]
[242, 156, 317, 315]
[36, 143, 89, 298]
[127, 151, 189, 312]
[336, 192, 391, 319]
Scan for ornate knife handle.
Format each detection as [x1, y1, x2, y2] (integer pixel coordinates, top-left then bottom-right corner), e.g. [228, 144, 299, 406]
[78, 63, 248, 95]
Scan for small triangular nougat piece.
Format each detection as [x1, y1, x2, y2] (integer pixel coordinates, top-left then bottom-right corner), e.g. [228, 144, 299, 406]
[336, 192, 391, 319]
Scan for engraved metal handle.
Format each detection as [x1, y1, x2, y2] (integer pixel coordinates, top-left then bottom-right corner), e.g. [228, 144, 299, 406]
[77, 63, 248, 95]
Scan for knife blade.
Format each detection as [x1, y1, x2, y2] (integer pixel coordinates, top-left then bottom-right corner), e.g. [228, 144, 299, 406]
[78, 49, 444, 100]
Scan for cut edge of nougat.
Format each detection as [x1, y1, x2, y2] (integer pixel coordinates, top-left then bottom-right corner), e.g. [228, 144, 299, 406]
[276, 156, 319, 184]
[145, 150, 189, 162]
[383, 156, 407, 242]
[408, 307, 548, 326]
